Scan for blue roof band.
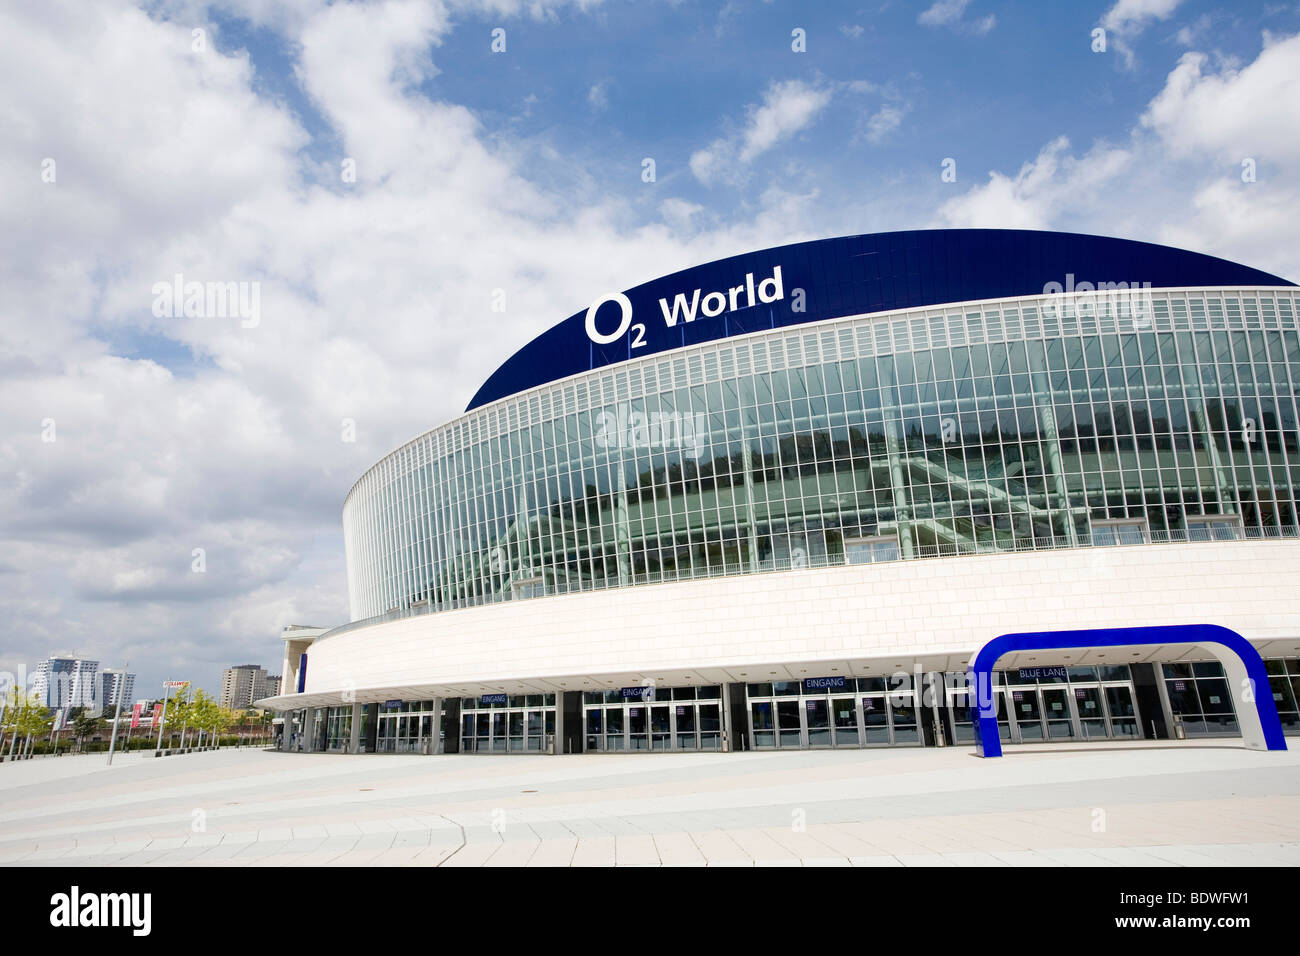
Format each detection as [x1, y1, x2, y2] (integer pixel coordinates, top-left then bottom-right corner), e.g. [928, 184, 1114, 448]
[467, 228, 1293, 411]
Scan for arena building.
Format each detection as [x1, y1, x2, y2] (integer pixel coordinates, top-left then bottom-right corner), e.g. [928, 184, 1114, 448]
[259, 229, 1300, 756]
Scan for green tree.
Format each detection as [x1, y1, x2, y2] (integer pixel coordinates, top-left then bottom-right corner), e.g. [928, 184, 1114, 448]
[189, 689, 219, 746]
[214, 706, 237, 745]
[6, 691, 52, 757]
[70, 708, 100, 752]
[163, 686, 192, 747]
[0, 686, 21, 755]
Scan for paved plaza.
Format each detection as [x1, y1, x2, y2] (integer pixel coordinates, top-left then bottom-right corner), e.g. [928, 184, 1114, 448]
[1, 741, 1298, 866]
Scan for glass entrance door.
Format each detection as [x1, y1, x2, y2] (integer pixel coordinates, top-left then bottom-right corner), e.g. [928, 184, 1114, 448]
[1010, 688, 1043, 741]
[832, 696, 859, 747]
[460, 697, 556, 753]
[1073, 686, 1106, 738]
[776, 700, 802, 748]
[629, 706, 648, 750]
[650, 705, 671, 751]
[605, 706, 625, 749]
[525, 709, 545, 751]
[1042, 687, 1075, 738]
[1105, 686, 1139, 737]
[805, 699, 830, 747]
[964, 669, 1141, 746]
[888, 695, 920, 744]
[584, 687, 725, 752]
[751, 701, 774, 748]
[945, 691, 974, 744]
[674, 704, 695, 749]
[744, 681, 923, 749]
[862, 694, 887, 744]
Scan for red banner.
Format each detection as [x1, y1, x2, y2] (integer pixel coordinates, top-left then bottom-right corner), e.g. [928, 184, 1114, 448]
[151, 702, 163, 724]
[131, 702, 143, 729]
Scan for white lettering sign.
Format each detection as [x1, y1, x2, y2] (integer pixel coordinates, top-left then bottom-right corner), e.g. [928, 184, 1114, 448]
[584, 266, 785, 346]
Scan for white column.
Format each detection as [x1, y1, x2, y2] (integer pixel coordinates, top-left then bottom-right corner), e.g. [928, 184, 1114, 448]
[428, 698, 441, 754]
[721, 683, 732, 752]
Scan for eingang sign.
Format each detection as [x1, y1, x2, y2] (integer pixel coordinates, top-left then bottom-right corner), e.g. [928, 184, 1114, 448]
[802, 676, 848, 692]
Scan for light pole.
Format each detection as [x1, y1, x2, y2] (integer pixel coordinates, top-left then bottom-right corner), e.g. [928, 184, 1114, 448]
[105, 662, 128, 766]
[156, 681, 172, 751]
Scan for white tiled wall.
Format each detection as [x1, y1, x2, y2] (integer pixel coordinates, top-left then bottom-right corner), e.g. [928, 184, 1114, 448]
[303, 540, 1300, 695]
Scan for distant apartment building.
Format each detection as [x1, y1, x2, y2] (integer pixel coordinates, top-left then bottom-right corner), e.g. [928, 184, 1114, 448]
[100, 669, 136, 711]
[220, 665, 276, 709]
[31, 656, 99, 711]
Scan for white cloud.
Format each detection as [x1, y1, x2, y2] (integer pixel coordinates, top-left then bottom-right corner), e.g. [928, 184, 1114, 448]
[6, 1, 1299, 701]
[1173, 13, 1212, 47]
[588, 80, 609, 112]
[0, 0, 820, 694]
[919, 0, 995, 35]
[1100, 0, 1184, 68]
[937, 30, 1300, 283]
[864, 104, 908, 143]
[1101, 0, 1184, 33]
[659, 198, 706, 233]
[919, 0, 968, 27]
[1141, 33, 1300, 163]
[690, 80, 832, 185]
[938, 136, 1132, 230]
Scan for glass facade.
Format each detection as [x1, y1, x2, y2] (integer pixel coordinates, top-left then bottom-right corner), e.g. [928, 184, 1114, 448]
[748, 678, 921, 749]
[1161, 662, 1240, 737]
[324, 706, 352, 752]
[1264, 658, 1300, 733]
[990, 666, 1140, 742]
[344, 288, 1300, 622]
[376, 700, 441, 753]
[583, 685, 722, 752]
[288, 660, 1296, 756]
[460, 695, 556, 752]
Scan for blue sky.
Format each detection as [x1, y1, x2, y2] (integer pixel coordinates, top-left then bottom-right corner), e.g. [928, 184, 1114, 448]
[3, 0, 1299, 701]
[212, 1, 1300, 237]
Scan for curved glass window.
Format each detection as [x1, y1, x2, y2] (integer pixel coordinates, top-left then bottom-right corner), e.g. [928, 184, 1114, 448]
[343, 289, 1300, 622]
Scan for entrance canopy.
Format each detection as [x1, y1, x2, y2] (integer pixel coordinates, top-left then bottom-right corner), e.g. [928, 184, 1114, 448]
[968, 624, 1288, 757]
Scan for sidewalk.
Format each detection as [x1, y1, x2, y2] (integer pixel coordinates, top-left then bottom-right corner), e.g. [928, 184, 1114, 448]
[1, 742, 1297, 866]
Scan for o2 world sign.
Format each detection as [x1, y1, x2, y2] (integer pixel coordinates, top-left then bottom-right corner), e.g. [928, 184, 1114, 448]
[585, 265, 787, 348]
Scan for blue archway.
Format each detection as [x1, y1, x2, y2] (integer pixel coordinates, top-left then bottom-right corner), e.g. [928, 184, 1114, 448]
[968, 624, 1287, 757]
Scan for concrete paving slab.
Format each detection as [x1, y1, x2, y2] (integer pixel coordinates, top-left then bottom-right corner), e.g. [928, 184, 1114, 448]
[0, 745, 1296, 867]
